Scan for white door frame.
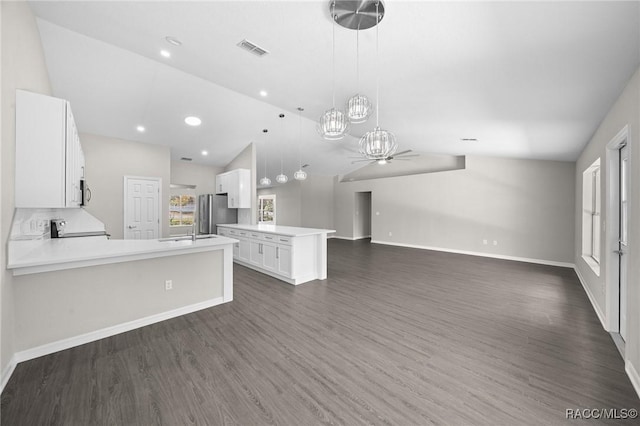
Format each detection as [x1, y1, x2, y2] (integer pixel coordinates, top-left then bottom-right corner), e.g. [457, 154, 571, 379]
[123, 176, 162, 239]
[605, 125, 630, 332]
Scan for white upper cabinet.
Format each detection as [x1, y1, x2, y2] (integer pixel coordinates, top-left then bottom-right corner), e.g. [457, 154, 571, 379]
[215, 168, 251, 208]
[15, 90, 85, 208]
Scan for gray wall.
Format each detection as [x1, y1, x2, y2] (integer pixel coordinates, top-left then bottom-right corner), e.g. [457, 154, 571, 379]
[354, 192, 372, 239]
[1, 1, 53, 381]
[13, 250, 223, 352]
[256, 175, 335, 230]
[81, 133, 171, 239]
[171, 160, 223, 196]
[574, 66, 640, 385]
[225, 143, 256, 225]
[170, 160, 224, 236]
[300, 175, 335, 230]
[258, 180, 302, 226]
[334, 156, 576, 264]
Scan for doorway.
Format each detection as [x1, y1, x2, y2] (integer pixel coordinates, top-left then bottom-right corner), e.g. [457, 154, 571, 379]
[124, 176, 161, 239]
[354, 192, 372, 239]
[605, 126, 629, 343]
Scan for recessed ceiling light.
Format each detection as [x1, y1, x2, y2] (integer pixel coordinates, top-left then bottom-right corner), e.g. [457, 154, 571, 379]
[259, 90, 268, 97]
[136, 125, 145, 133]
[160, 49, 171, 58]
[184, 116, 202, 126]
[461, 138, 478, 142]
[201, 150, 208, 156]
[165, 36, 182, 46]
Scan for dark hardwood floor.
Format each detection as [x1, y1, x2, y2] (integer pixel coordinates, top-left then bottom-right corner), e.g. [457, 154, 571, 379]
[2, 239, 638, 425]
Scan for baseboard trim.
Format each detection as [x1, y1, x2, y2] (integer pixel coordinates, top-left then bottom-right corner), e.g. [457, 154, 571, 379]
[370, 240, 575, 268]
[330, 236, 359, 241]
[573, 266, 607, 329]
[12, 297, 227, 371]
[1, 354, 18, 394]
[625, 360, 640, 399]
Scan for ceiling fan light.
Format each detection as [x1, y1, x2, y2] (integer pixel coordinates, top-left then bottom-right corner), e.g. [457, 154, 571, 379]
[317, 108, 350, 140]
[359, 127, 398, 160]
[259, 176, 271, 186]
[346, 94, 373, 124]
[275, 173, 289, 184]
[294, 169, 308, 180]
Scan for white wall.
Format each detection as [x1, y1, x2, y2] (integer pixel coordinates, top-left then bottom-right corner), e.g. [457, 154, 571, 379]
[81, 133, 171, 239]
[1, 0, 53, 384]
[334, 156, 576, 264]
[574, 66, 640, 393]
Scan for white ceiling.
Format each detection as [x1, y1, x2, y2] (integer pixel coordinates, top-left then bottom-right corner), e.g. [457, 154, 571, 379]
[28, 1, 640, 179]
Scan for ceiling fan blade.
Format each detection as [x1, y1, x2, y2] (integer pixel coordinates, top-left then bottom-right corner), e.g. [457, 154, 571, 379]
[396, 154, 420, 158]
[393, 149, 413, 156]
[351, 159, 374, 164]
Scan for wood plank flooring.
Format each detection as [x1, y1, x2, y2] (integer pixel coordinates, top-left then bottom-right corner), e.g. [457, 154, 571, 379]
[2, 239, 638, 425]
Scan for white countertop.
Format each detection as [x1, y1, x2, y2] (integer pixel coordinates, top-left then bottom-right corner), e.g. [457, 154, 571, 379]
[8, 235, 238, 276]
[217, 224, 335, 237]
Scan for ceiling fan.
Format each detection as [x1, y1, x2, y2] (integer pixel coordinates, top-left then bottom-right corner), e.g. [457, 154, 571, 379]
[351, 149, 419, 165]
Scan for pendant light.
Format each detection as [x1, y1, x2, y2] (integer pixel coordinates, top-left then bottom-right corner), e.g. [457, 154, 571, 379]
[317, 1, 350, 140]
[294, 107, 308, 181]
[346, 27, 373, 124]
[259, 129, 271, 186]
[359, 1, 397, 161]
[275, 114, 289, 184]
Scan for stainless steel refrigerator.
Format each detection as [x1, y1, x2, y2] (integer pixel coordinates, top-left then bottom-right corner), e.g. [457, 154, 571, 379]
[198, 194, 237, 234]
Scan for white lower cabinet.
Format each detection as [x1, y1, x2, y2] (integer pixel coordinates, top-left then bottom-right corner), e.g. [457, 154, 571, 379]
[238, 239, 250, 263]
[219, 226, 318, 285]
[276, 245, 292, 276]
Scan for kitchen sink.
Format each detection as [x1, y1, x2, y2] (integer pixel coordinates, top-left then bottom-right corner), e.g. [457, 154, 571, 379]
[158, 234, 218, 242]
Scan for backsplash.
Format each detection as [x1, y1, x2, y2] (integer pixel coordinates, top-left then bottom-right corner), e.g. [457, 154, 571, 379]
[11, 208, 106, 240]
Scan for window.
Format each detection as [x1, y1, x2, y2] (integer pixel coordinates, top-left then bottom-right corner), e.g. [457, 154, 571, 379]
[582, 158, 601, 274]
[170, 194, 196, 226]
[258, 194, 276, 224]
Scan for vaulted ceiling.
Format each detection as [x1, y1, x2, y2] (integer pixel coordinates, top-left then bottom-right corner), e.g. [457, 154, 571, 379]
[29, 1, 640, 179]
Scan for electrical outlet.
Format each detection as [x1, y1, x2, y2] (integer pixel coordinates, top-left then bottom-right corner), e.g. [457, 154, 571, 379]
[483, 239, 488, 245]
[165, 280, 173, 291]
[493, 240, 498, 246]
[388, 231, 392, 237]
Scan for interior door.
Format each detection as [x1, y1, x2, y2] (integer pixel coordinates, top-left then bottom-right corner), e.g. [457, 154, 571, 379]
[125, 177, 160, 240]
[619, 144, 629, 341]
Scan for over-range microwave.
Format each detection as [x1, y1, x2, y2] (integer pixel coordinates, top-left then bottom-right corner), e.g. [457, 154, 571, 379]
[80, 179, 91, 206]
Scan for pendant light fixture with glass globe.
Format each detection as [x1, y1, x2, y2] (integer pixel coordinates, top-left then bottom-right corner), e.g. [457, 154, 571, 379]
[275, 113, 289, 184]
[359, 1, 398, 161]
[317, 2, 350, 140]
[294, 107, 308, 181]
[259, 129, 271, 186]
[346, 26, 373, 124]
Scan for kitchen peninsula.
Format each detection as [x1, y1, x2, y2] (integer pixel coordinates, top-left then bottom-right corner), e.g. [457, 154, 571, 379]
[217, 224, 335, 285]
[7, 230, 238, 363]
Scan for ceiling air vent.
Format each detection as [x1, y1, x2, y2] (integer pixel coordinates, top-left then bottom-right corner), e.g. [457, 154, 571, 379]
[180, 157, 192, 161]
[237, 39, 269, 57]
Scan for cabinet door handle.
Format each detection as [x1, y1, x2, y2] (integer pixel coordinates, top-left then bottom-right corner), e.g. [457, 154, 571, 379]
[276, 247, 279, 259]
[128, 225, 137, 229]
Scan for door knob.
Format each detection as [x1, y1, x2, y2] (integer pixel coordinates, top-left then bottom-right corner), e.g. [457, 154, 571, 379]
[128, 225, 137, 229]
